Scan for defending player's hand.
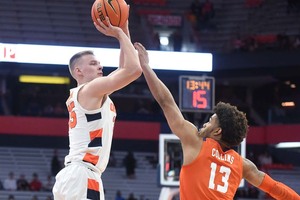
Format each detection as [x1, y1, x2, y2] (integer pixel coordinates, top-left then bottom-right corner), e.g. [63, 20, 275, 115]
[134, 42, 150, 69]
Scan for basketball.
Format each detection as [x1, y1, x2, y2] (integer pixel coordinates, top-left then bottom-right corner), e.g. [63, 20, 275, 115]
[91, 0, 129, 27]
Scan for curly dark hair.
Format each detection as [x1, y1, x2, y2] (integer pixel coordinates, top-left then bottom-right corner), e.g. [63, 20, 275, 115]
[214, 102, 249, 147]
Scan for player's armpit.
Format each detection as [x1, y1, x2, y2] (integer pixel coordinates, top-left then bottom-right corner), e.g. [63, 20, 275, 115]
[258, 174, 300, 200]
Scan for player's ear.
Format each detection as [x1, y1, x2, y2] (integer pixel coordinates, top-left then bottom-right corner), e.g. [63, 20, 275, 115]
[214, 128, 222, 136]
[75, 67, 82, 75]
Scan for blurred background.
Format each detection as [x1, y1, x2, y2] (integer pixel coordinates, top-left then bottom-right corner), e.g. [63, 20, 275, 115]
[0, 0, 300, 199]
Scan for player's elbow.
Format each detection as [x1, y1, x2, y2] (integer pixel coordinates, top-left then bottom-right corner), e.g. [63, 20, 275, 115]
[123, 65, 142, 83]
[131, 64, 142, 79]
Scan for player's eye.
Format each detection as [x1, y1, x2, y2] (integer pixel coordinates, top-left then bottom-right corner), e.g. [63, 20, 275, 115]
[90, 61, 99, 65]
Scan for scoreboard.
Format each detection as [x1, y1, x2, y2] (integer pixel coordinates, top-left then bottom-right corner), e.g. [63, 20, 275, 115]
[179, 76, 215, 113]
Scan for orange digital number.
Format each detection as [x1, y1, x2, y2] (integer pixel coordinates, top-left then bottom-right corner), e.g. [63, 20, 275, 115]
[192, 90, 207, 109]
[186, 80, 196, 90]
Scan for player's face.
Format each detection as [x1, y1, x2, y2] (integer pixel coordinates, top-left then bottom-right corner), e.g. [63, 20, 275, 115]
[78, 54, 103, 81]
[198, 114, 220, 138]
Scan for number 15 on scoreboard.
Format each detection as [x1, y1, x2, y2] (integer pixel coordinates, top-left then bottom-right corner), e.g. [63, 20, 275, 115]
[179, 76, 215, 113]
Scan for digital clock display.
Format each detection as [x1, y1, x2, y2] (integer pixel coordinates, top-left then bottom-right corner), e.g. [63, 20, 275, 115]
[179, 76, 215, 112]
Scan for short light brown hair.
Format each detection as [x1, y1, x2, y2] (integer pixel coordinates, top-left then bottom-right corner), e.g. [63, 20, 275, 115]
[68, 50, 94, 77]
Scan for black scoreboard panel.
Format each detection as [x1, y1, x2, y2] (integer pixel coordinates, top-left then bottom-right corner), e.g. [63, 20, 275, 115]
[179, 76, 215, 113]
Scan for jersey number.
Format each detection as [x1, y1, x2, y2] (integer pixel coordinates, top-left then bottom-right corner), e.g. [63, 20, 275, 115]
[68, 101, 77, 128]
[208, 162, 231, 193]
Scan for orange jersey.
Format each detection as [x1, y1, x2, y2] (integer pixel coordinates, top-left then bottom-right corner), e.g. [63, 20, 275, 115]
[180, 138, 243, 200]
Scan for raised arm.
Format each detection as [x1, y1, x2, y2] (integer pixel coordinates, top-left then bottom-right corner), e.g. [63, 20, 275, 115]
[134, 42, 198, 143]
[87, 17, 142, 97]
[119, 17, 131, 69]
[107, 19, 131, 77]
[111, 9, 131, 75]
[117, 6, 133, 73]
[243, 158, 299, 200]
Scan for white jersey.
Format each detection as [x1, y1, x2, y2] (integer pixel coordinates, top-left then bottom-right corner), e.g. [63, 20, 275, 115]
[64, 84, 116, 173]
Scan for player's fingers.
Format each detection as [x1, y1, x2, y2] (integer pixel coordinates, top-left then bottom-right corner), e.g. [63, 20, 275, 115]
[134, 42, 142, 50]
[135, 42, 145, 51]
[94, 22, 101, 30]
[135, 43, 148, 57]
[105, 16, 112, 27]
[97, 19, 107, 29]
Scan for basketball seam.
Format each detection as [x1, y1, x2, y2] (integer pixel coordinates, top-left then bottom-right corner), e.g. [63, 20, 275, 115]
[92, 3, 99, 25]
[103, 0, 110, 26]
[116, 0, 121, 27]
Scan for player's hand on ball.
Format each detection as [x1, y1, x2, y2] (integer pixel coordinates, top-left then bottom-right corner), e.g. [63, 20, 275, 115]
[120, 19, 129, 37]
[94, 17, 122, 38]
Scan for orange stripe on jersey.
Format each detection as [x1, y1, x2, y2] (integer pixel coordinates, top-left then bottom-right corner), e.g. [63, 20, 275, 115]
[90, 129, 103, 140]
[83, 153, 99, 165]
[88, 179, 99, 191]
[88, 129, 103, 147]
[67, 101, 75, 112]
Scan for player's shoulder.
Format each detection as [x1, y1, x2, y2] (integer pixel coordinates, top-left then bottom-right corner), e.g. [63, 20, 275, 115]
[242, 157, 258, 172]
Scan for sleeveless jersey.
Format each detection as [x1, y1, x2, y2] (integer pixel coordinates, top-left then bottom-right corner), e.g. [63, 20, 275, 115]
[64, 84, 117, 173]
[180, 138, 243, 200]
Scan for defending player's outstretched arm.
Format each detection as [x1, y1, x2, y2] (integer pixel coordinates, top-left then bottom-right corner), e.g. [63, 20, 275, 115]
[134, 42, 198, 145]
[258, 173, 300, 200]
[243, 158, 300, 200]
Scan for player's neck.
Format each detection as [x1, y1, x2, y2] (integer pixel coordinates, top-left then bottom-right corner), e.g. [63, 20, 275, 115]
[218, 140, 231, 152]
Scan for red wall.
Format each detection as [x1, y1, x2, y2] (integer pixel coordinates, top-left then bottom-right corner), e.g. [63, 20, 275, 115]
[0, 116, 299, 144]
[246, 125, 300, 144]
[0, 116, 161, 140]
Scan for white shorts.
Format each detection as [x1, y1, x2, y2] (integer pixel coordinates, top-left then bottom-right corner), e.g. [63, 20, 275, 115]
[53, 162, 104, 200]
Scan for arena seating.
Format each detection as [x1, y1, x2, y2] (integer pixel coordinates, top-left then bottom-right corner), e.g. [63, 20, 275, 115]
[195, 0, 300, 52]
[132, 0, 166, 6]
[0, 0, 147, 48]
[0, 0, 299, 53]
[1, 146, 299, 199]
[0, 147, 161, 200]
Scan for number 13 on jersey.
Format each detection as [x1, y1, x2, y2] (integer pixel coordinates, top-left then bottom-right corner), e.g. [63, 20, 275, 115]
[209, 162, 231, 193]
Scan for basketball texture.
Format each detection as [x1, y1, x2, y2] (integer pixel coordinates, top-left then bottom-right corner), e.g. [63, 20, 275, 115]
[91, 0, 129, 27]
